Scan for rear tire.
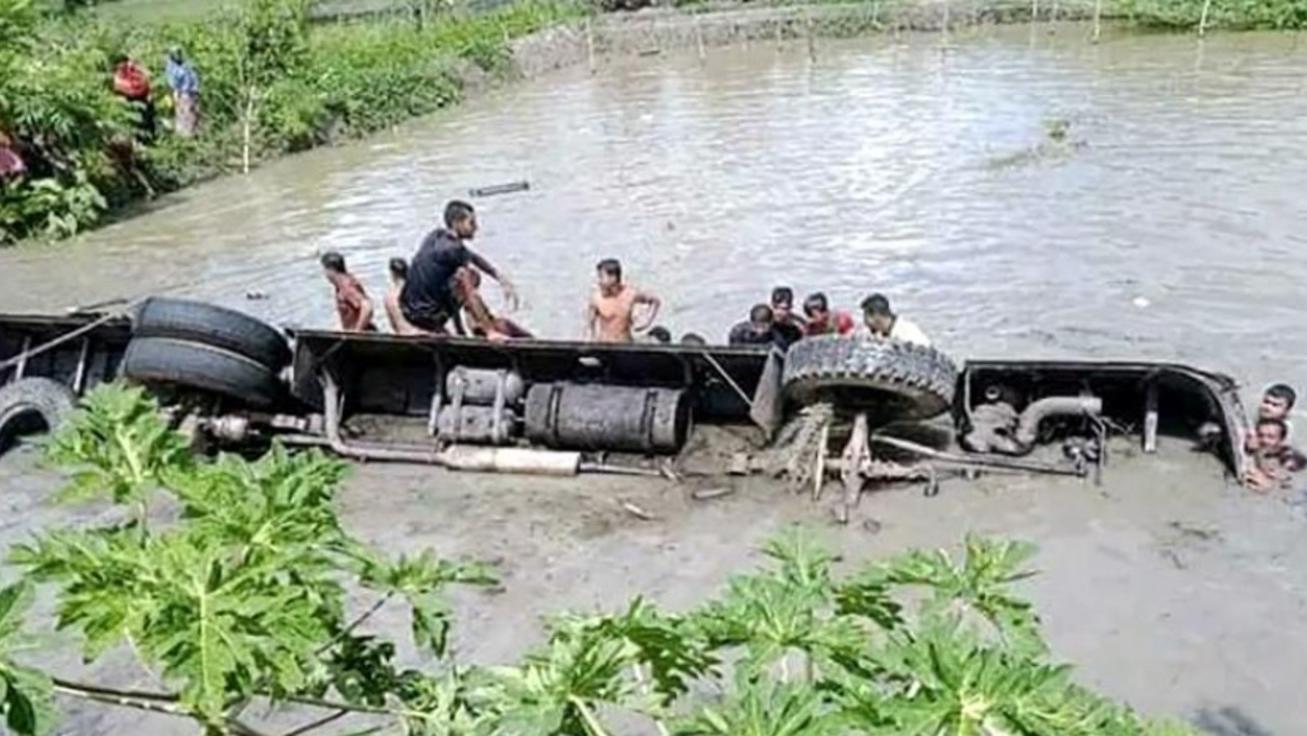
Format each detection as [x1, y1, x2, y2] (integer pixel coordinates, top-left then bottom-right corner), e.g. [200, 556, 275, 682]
[0, 378, 77, 455]
[133, 297, 291, 370]
[121, 337, 281, 408]
[782, 336, 957, 421]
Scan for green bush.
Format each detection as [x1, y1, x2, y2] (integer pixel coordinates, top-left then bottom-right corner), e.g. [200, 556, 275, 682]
[0, 0, 583, 244]
[1115, 0, 1307, 29]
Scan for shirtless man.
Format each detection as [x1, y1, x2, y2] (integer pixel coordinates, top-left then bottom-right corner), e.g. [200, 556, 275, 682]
[585, 258, 661, 343]
[458, 268, 533, 341]
[320, 251, 375, 332]
[384, 258, 420, 335]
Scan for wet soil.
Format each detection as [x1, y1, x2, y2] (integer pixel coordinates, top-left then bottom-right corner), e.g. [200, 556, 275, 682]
[3, 434, 1305, 735]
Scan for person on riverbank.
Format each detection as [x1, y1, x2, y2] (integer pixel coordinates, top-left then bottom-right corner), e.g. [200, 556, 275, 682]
[321, 252, 376, 332]
[164, 48, 200, 137]
[112, 54, 156, 141]
[585, 258, 661, 343]
[400, 200, 519, 336]
[384, 257, 421, 335]
[802, 292, 855, 337]
[0, 131, 24, 182]
[770, 287, 804, 348]
[1243, 417, 1305, 493]
[859, 293, 931, 347]
[729, 304, 783, 348]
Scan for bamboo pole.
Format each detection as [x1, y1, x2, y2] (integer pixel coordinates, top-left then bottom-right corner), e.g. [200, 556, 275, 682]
[806, 7, 816, 63]
[694, 14, 705, 61]
[1198, 0, 1212, 36]
[585, 18, 595, 74]
[1092, 0, 1102, 42]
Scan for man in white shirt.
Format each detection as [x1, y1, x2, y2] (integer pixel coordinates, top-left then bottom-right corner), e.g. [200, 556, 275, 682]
[859, 293, 931, 347]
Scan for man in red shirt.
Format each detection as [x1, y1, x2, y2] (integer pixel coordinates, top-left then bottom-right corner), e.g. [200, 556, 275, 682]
[321, 252, 376, 332]
[112, 55, 156, 141]
[802, 292, 855, 336]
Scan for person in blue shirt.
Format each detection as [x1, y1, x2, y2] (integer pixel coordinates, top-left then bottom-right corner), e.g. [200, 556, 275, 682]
[164, 48, 200, 136]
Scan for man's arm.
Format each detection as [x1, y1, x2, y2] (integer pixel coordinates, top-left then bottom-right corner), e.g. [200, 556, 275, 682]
[632, 291, 661, 332]
[467, 248, 519, 310]
[583, 298, 598, 341]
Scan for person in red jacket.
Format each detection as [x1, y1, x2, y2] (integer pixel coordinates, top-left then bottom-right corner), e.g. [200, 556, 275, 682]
[802, 292, 855, 336]
[112, 54, 156, 141]
[0, 130, 24, 182]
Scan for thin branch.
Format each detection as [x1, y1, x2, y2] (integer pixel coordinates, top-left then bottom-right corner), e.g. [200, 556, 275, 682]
[51, 676, 178, 702]
[53, 681, 263, 736]
[569, 696, 610, 736]
[280, 709, 350, 736]
[54, 683, 188, 716]
[285, 694, 428, 722]
[316, 592, 395, 656]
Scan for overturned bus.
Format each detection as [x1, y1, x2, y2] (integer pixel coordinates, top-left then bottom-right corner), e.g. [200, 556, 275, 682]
[0, 297, 1250, 514]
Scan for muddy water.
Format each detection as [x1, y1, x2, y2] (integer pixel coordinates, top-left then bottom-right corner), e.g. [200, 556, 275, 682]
[4, 25, 1307, 734]
[4, 24, 1307, 392]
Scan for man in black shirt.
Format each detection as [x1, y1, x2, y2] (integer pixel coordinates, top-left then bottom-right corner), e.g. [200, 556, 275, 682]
[400, 200, 518, 335]
[729, 304, 783, 348]
[769, 286, 804, 349]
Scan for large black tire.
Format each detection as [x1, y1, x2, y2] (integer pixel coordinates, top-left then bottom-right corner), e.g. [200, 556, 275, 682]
[121, 337, 282, 408]
[0, 377, 76, 454]
[782, 336, 958, 421]
[133, 297, 291, 370]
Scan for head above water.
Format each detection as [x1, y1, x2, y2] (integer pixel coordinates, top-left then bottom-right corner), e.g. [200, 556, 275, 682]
[596, 258, 623, 290]
[802, 292, 829, 320]
[749, 303, 774, 332]
[1260, 383, 1296, 420]
[443, 200, 477, 239]
[860, 293, 895, 334]
[647, 326, 672, 344]
[320, 251, 346, 275]
[388, 257, 408, 282]
[1256, 417, 1287, 448]
[681, 332, 707, 346]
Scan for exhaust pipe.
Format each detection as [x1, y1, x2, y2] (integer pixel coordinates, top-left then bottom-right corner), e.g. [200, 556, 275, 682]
[1014, 396, 1103, 447]
[321, 373, 581, 476]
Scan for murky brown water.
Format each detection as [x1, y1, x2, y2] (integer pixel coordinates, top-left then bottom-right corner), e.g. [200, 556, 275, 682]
[5, 26, 1307, 732]
[3, 24, 1306, 394]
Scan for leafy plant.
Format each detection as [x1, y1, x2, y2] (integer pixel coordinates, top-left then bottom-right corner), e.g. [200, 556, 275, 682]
[1, 384, 1197, 736]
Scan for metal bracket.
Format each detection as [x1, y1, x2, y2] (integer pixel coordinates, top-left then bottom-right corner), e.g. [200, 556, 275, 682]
[72, 337, 91, 395]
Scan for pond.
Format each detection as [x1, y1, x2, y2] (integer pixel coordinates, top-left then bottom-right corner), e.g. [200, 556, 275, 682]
[2, 23, 1304, 395]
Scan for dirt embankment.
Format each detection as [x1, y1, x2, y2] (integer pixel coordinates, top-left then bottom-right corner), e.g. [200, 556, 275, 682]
[505, 0, 1100, 79]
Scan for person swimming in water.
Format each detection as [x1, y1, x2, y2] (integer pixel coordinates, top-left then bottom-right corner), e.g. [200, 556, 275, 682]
[585, 258, 661, 343]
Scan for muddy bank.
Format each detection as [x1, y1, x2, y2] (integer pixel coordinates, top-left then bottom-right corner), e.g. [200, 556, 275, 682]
[4, 434, 1305, 735]
[514, 0, 1101, 75]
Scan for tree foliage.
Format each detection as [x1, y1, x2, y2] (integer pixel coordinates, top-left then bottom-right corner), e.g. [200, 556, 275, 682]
[0, 0, 583, 243]
[0, 384, 1197, 736]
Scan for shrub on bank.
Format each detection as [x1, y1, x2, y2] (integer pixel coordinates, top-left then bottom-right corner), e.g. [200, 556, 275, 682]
[0, 0, 583, 244]
[1117, 0, 1307, 30]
